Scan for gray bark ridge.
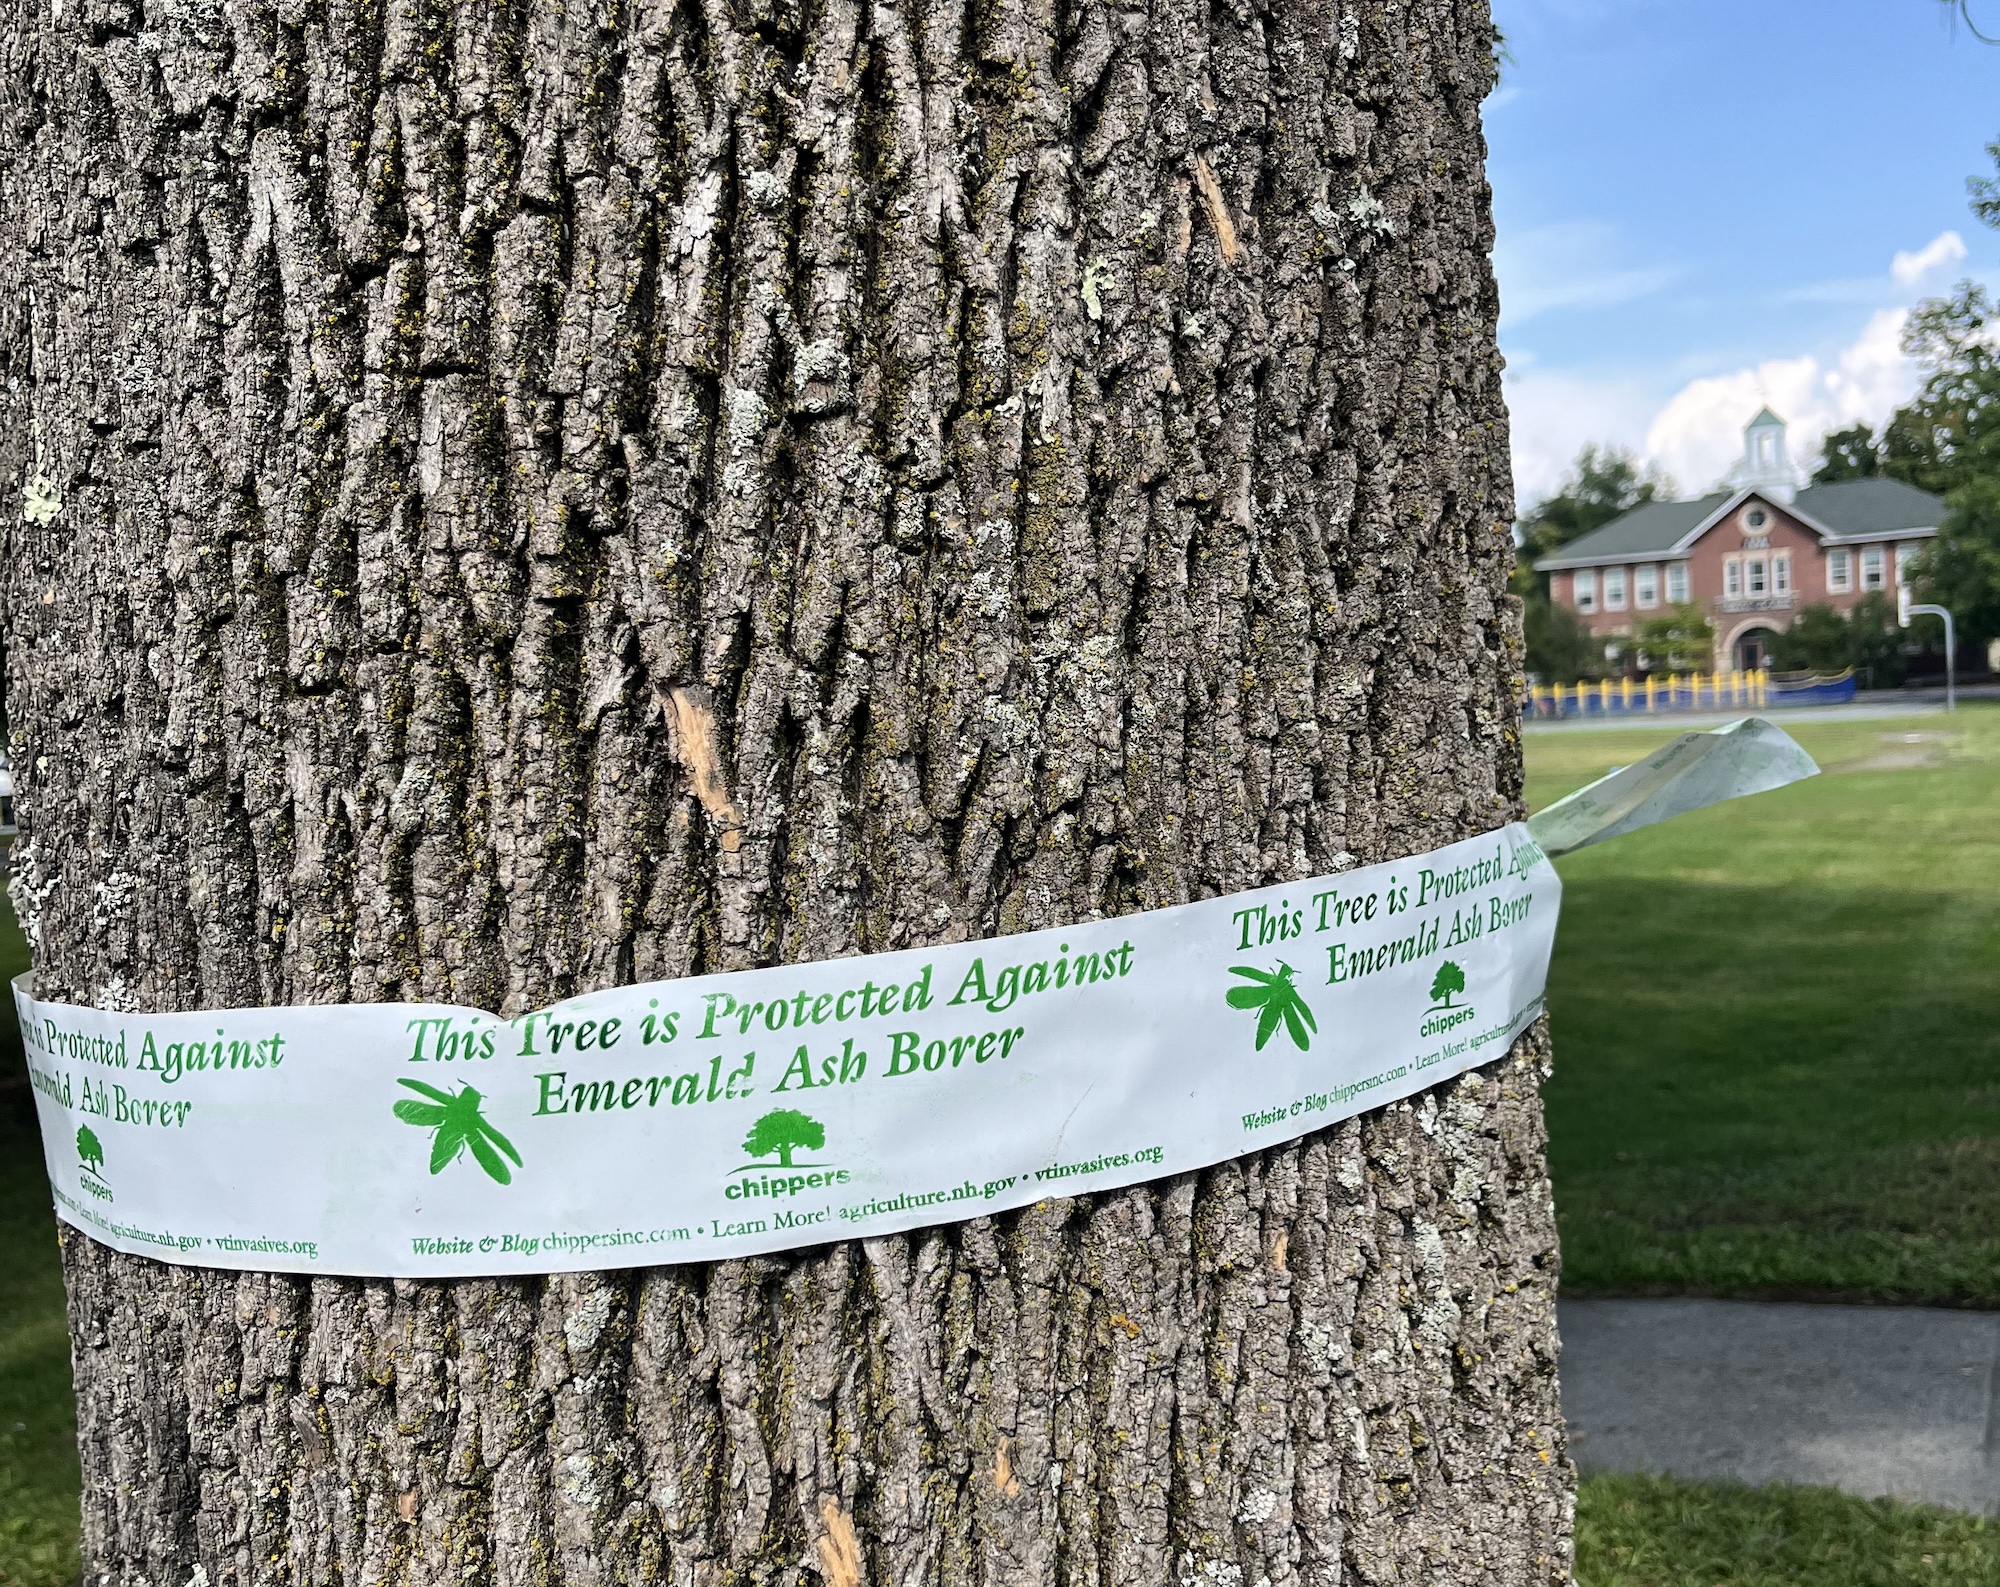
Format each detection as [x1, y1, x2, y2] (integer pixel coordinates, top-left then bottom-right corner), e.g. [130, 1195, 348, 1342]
[1, 0, 1571, 1578]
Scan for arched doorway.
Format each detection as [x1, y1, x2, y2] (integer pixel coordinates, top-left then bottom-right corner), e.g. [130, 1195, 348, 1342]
[1733, 627, 1777, 671]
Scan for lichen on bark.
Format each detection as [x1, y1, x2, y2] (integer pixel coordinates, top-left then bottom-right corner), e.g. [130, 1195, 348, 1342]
[0, 0, 1571, 1579]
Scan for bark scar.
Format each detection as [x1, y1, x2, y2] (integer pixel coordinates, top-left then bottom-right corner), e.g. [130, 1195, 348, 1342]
[816, 1495, 865, 1587]
[1270, 1231, 1289, 1272]
[993, 1436, 1022, 1497]
[662, 685, 745, 853]
[1192, 155, 1243, 265]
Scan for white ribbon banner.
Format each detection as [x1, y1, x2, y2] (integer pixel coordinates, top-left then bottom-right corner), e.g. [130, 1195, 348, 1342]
[20, 832, 1555, 1276]
[16, 718, 1815, 1277]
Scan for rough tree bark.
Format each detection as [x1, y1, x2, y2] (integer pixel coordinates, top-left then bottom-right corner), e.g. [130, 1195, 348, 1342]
[1, 0, 1571, 1579]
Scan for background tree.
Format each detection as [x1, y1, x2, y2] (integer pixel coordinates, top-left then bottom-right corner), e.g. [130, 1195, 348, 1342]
[1811, 423, 1883, 483]
[1767, 595, 1910, 686]
[1765, 605, 1857, 673]
[1, 3, 1570, 1585]
[1514, 444, 1668, 682]
[1629, 604, 1714, 675]
[1523, 596, 1600, 684]
[1514, 444, 1670, 584]
[1879, 284, 2000, 496]
[1914, 477, 2000, 645]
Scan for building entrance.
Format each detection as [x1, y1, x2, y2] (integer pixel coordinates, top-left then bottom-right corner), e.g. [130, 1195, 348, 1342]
[1734, 629, 1774, 671]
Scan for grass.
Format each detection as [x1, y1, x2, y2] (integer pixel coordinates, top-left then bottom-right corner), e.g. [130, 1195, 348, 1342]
[1530, 705, 2000, 1305]
[1575, 1472, 2000, 1585]
[1, 708, 1995, 1584]
[0, 898, 78, 1587]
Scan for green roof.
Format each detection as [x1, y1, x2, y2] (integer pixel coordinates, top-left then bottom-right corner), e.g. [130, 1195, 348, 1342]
[1791, 477, 1945, 536]
[1533, 494, 1730, 567]
[1533, 478, 1945, 570]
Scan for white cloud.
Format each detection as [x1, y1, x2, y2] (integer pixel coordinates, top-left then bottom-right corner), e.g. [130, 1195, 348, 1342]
[1640, 307, 1916, 491]
[1890, 230, 1967, 288]
[1503, 364, 1659, 506]
[1507, 222, 1975, 509]
[1494, 221, 1675, 327]
[1507, 307, 1922, 511]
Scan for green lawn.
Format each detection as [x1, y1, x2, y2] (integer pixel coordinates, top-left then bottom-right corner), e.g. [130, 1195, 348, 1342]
[1532, 705, 2000, 1305]
[1575, 1473, 2000, 1586]
[2, 708, 1996, 1584]
[0, 899, 78, 1587]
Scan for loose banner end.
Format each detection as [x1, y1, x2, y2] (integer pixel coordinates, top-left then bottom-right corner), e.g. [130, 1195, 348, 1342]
[1526, 716, 1818, 859]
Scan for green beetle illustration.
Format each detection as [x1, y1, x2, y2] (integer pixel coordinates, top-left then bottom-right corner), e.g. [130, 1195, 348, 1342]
[393, 1080, 523, 1185]
[1226, 962, 1319, 1052]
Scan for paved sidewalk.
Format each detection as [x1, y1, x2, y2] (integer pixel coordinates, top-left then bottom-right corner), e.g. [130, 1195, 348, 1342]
[1560, 1297, 2000, 1515]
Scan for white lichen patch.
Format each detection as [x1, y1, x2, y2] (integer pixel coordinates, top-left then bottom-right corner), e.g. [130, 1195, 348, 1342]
[726, 387, 770, 456]
[21, 474, 62, 524]
[9, 840, 53, 949]
[559, 1451, 603, 1509]
[1338, 13, 1360, 59]
[563, 1286, 614, 1358]
[96, 975, 139, 1013]
[1346, 190, 1393, 235]
[1080, 258, 1113, 321]
[744, 169, 789, 212]
[91, 869, 138, 935]
[1237, 1486, 1279, 1524]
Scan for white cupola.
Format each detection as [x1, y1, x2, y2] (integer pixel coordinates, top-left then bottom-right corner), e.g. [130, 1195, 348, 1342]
[1740, 407, 1795, 504]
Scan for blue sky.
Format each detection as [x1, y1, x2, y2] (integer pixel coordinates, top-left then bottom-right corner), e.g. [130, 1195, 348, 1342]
[1488, 0, 2000, 505]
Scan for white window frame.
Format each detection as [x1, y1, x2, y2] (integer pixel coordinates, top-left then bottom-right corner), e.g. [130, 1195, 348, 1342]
[1666, 561, 1689, 603]
[1603, 567, 1627, 611]
[1827, 548, 1852, 593]
[1861, 546, 1886, 591]
[1896, 543, 1918, 586]
[1724, 557, 1742, 599]
[1773, 553, 1791, 595]
[1747, 558, 1767, 596]
[1573, 569, 1596, 613]
[1635, 564, 1659, 609]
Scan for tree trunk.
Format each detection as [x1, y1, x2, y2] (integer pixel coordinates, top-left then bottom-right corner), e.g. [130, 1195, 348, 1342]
[1, 0, 1569, 1579]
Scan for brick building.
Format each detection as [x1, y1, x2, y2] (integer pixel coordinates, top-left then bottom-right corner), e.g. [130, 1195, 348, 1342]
[1534, 410, 1945, 672]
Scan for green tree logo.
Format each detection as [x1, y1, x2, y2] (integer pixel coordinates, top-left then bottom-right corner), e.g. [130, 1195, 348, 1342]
[1226, 962, 1318, 1052]
[76, 1125, 104, 1176]
[393, 1080, 523, 1185]
[1429, 961, 1466, 1010]
[742, 1109, 826, 1168]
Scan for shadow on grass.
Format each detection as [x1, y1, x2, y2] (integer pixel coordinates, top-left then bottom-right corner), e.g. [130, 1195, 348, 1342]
[1546, 876, 2000, 1305]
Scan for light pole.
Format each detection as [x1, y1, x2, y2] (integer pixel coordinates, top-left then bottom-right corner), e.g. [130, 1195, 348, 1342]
[1899, 584, 1956, 712]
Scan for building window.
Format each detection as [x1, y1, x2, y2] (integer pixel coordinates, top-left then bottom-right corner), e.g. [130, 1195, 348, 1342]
[1604, 567, 1627, 611]
[1861, 546, 1885, 590]
[1828, 549, 1852, 593]
[1724, 558, 1742, 598]
[1574, 570, 1596, 613]
[1896, 543, 1918, 586]
[1747, 558, 1767, 596]
[1745, 506, 1769, 530]
[1666, 562, 1689, 602]
[1773, 554, 1791, 595]
[1635, 564, 1659, 609]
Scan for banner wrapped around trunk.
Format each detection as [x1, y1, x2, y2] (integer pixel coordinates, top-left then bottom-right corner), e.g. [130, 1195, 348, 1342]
[18, 827, 1557, 1276]
[18, 717, 1818, 1277]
